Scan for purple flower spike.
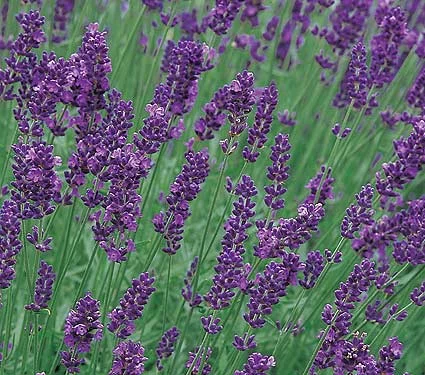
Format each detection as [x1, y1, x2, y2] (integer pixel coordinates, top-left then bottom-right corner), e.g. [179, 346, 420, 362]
[25, 260, 55, 312]
[52, 0, 75, 43]
[182, 256, 202, 307]
[233, 333, 257, 351]
[153, 149, 209, 255]
[109, 340, 147, 375]
[61, 292, 103, 373]
[241, 0, 265, 27]
[243, 82, 279, 163]
[378, 337, 403, 374]
[108, 272, 155, 339]
[185, 346, 212, 375]
[234, 352, 275, 375]
[303, 165, 335, 205]
[264, 133, 291, 212]
[205, 175, 257, 310]
[263, 16, 279, 41]
[208, 0, 245, 35]
[0, 200, 22, 289]
[410, 281, 425, 306]
[26, 226, 53, 252]
[156, 326, 180, 371]
[201, 315, 222, 334]
[299, 250, 325, 289]
[341, 184, 374, 239]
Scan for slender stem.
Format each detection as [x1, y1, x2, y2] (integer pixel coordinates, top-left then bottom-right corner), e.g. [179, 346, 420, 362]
[162, 255, 172, 334]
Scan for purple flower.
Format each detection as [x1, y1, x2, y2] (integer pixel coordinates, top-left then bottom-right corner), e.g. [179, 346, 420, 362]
[299, 250, 325, 289]
[334, 41, 369, 109]
[208, 0, 244, 35]
[108, 272, 155, 339]
[378, 337, 404, 374]
[205, 175, 257, 310]
[13, 11, 46, 56]
[241, 0, 266, 27]
[142, 0, 163, 11]
[26, 225, 53, 252]
[234, 352, 275, 375]
[264, 133, 291, 212]
[365, 300, 408, 324]
[61, 293, 103, 373]
[341, 184, 374, 239]
[156, 327, 180, 370]
[25, 260, 55, 312]
[243, 82, 279, 163]
[303, 165, 335, 205]
[233, 333, 257, 351]
[370, 7, 408, 88]
[11, 141, 62, 220]
[263, 16, 279, 41]
[182, 256, 202, 307]
[244, 253, 302, 328]
[52, 0, 75, 43]
[153, 149, 209, 255]
[0, 200, 22, 289]
[185, 347, 212, 375]
[407, 65, 425, 113]
[201, 315, 222, 334]
[410, 281, 425, 306]
[277, 110, 297, 126]
[109, 340, 147, 375]
[161, 40, 212, 115]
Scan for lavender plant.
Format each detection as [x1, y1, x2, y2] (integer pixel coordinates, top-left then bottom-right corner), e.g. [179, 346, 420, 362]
[0, 1, 424, 375]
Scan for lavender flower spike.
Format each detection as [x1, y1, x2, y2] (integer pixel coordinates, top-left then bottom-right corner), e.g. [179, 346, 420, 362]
[185, 346, 212, 375]
[234, 352, 275, 375]
[61, 292, 103, 373]
[108, 272, 155, 338]
[156, 326, 180, 370]
[109, 340, 147, 375]
[25, 260, 55, 312]
[410, 281, 425, 306]
[243, 82, 279, 163]
[208, 0, 244, 35]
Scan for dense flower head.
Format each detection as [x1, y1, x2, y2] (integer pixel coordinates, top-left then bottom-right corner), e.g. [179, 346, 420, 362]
[182, 256, 202, 307]
[156, 327, 180, 370]
[335, 41, 369, 109]
[67, 23, 112, 112]
[208, 0, 245, 35]
[244, 253, 303, 328]
[0, 199, 22, 289]
[304, 165, 335, 205]
[370, 6, 408, 88]
[61, 292, 103, 373]
[13, 10, 46, 56]
[376, 119, 425, 207]
[341, 184, 375, 239]
[25, 260, 55, 312]
[234, 352, 275, 375]
[185, 346, 212, 375]
[264, 133, 291, 212]
[153, 149, 209, 255]
[299, 250, 325, 289]
[410, 281, 425, 306]
[52, 0, 75, 43]
[11, 141, 62, 219]
[161, 40, 212, 115]
[205, 175, 257, 310]
[233, 333, 257, 351]
[108, 272, 155, 338]
[243, 82, 279, 162]
[378, 337, 404, 374]
[109, 340, 147, 375]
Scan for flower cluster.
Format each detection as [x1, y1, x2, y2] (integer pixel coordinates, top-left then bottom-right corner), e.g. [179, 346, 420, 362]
[156, 326, 180, 370]
[182, 256, 202, 307]
[61, 293, 103, 373]
[109, 340, 147, 375]
[153, 149, 209, 255]
[303, 165, 335, 205]
[234, 352, 275, 375]
[108, 272, 155, 338]
[25, 260, 55, 312]
[208, 0, 245, 35]
[205, 175, 257, 310]
[185, 346, 212, 375]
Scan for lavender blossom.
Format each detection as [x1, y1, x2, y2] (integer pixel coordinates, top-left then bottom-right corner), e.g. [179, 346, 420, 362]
[185, 347, 212, 375]
[241, 0, 265, 27]
[407, 66, 425, 113]
[0, 200, 22, 289]
[234, 352, 275, 375]
[61, 293, 103, 373]
[303, 165, 335, 205]
[243, 82, 279, 163]
[201, 315, 222, 334]
[109, 340, 147, 375]
[208, 0, 244, 35]
[299, 250, 325, 289]
[156, 327, 180, 370]
[233, 333, 257, 351]
[25, 260, 55, 312]
[108, 272, 155, 338]
[366, 300, 408, 324]
[204, 175, 257, 309]
[341, 184, 374, 239]
[410, 281, 425, 306]
[52, 0, 75, 43]
[152, 149, 209, 255]
[26, 226, 52, 252]
[182, 256, 202, 307]
[263, 16, 279, 41]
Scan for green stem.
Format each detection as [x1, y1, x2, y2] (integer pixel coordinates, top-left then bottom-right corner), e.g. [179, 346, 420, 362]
[162, 255, 172, 334]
